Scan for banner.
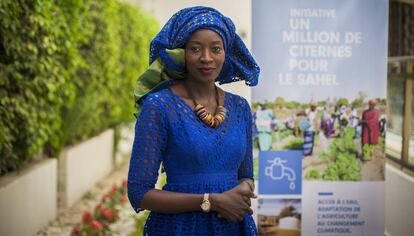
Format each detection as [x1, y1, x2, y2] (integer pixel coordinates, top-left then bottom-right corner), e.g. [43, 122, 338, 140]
[252, 0, 388, 235]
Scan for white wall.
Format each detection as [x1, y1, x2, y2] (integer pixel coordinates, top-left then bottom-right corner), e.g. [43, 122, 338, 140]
[385, 164, 414, 236]
[129, 0, 253, 102]
[0, 129, 117, 235]
[115, 124, 135, 166]
[58, 129, 114, 208]
[0, 159, 57, 236]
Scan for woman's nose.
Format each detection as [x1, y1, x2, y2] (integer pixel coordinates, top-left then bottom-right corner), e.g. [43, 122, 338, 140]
[200, 49, 213, 63]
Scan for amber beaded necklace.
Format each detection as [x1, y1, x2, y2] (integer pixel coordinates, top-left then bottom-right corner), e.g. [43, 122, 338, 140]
[184, 83, 227, 129]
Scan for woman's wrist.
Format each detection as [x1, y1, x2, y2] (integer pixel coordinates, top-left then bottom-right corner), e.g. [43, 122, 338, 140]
[209, 193, 221, 212]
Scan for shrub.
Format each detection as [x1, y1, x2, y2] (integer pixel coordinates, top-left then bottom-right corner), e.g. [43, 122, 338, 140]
[322, 128, 361, 181]
[0, 0, 158, 175]
[283, 137, 304, 150]
[362, 144, 375, 161]
[279, 129, 293, 139]
[0, 0, 74, 173]
[305, 169, 321, 180]
[323, 152, 361, 181]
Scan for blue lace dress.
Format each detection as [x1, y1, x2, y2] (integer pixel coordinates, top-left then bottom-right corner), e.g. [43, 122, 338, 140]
[128, 88, 257, 235]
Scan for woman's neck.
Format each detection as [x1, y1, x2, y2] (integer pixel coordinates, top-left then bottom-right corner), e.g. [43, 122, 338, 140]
[182, 79, 216, 103]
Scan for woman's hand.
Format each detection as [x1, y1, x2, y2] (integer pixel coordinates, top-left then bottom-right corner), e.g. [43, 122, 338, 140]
[237, 181, 256, 207]
[210, 182, 257, 222]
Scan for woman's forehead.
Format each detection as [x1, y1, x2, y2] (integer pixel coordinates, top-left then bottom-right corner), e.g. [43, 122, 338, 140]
[187, 29, 224, 45]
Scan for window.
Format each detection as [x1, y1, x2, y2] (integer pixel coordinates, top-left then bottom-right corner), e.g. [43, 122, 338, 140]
[387, 0, 414, 171]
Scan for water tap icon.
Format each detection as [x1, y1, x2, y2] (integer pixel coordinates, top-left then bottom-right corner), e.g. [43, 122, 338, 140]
[265, 157, 296, 190]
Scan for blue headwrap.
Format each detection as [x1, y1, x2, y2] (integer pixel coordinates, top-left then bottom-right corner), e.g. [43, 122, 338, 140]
[150, 6, 260, 86]
[134, 6, 260, 116]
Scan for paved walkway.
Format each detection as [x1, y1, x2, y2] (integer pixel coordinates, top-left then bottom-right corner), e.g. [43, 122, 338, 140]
[37, 162, 138, 236]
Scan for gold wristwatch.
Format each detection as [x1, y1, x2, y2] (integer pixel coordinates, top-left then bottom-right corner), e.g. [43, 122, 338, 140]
[200, 193, 211, 213]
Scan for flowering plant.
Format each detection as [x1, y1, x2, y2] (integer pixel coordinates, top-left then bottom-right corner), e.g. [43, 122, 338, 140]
[71, 179, 128, 236]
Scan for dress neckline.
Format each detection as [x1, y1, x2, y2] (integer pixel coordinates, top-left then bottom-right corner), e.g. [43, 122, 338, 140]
[164, 88, 230, 129]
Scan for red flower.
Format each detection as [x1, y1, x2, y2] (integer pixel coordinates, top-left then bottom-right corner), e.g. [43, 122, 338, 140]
[94, 204, 103, 219]
[82, 210, 92, 224]
[102, 208, 114, 222]
[71, 224, 81, 236]
[101, 194, 109, 203]
[112, 184, 118, 193]
[121, 179, 128, 194]
[120, 195, 127, 204]
[89, 220, 103, 230]
[122, 178, 127, 188]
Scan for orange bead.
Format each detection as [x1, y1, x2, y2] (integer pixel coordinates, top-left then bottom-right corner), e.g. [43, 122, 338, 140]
[193, 103, 227, 128]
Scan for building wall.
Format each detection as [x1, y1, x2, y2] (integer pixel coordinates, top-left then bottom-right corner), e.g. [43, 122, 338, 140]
[385, 164, 414, 236]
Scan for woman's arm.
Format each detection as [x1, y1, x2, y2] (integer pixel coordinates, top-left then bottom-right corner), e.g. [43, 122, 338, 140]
[140, 184, 255, 223]
[128, 95, 169, 213]
[237, 98, 255, 183]
[138, 189, 203, 213]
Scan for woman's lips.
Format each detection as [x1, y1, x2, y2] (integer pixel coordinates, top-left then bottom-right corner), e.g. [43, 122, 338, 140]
[198, 68, 215, 76]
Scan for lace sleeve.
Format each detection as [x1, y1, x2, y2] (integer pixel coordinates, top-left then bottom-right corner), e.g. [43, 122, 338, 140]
[127, 94, 168, 213]
[238, 98, 254, 181]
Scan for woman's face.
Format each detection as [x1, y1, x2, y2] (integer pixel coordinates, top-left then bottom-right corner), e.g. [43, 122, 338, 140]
[185, 29, 225, 84]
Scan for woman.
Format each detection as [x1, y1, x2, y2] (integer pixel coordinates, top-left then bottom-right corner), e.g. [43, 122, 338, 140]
[255, 103, 274, 151]
[128, 6, 260, 235]
[361, 99, 380, 145]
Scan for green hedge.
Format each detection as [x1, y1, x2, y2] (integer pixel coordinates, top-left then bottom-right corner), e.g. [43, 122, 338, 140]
[0, 0, 158, 175]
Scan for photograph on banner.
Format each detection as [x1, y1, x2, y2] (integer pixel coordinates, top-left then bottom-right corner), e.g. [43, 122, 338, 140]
[251, 0, 387, 182]
[257, 198, 301, 236]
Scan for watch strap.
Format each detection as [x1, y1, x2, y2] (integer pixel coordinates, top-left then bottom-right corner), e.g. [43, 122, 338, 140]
[200, 193, 211, 213]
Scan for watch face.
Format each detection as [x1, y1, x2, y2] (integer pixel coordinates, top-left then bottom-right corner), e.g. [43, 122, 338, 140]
[201, 202, 210, 211]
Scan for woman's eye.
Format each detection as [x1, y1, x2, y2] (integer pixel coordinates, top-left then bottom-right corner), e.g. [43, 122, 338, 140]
[212, 46, 222, 53]
[190, 47, 200, 52]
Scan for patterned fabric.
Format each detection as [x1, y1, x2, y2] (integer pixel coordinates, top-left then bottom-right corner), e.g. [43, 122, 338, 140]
[361, 108, 380, 145]
[127, 88, 257, 235]
[134, 49, 184, 117]
[150, 6, 260, 85]
[134, 6, 260, 115]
